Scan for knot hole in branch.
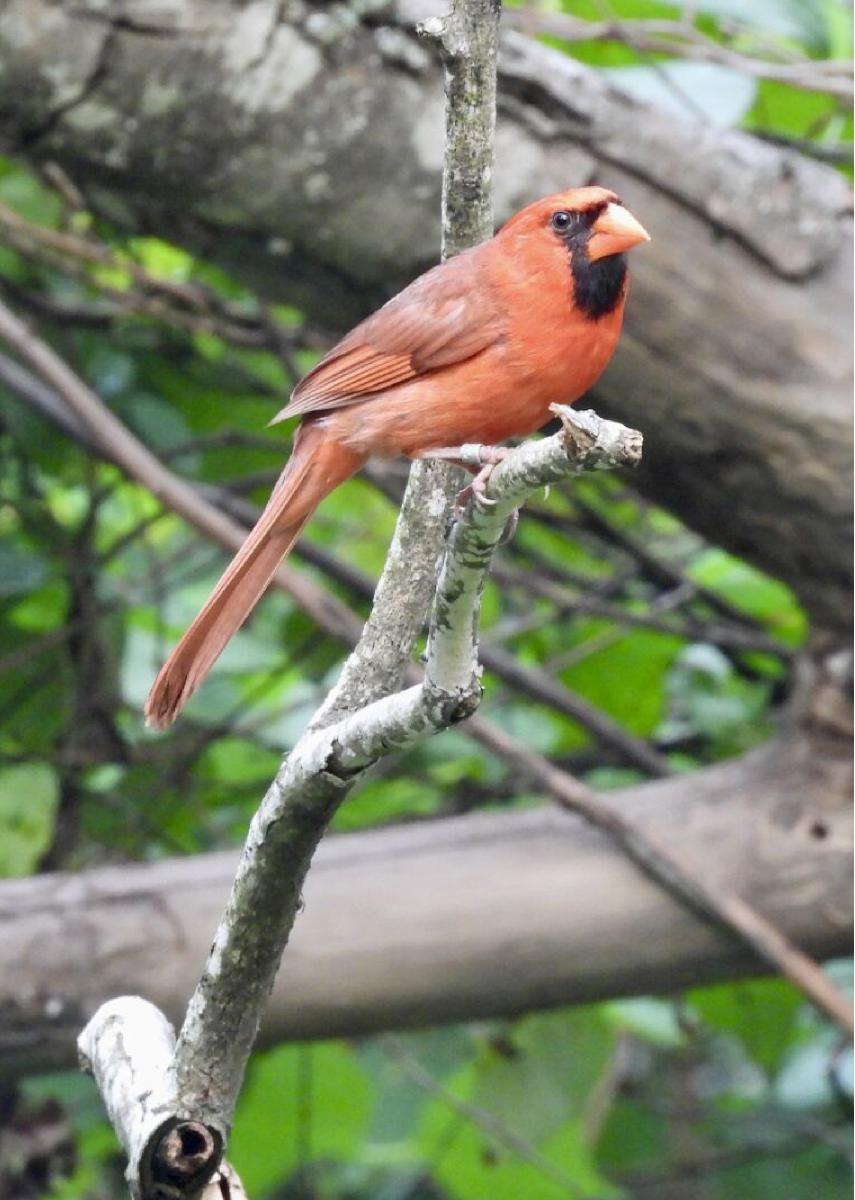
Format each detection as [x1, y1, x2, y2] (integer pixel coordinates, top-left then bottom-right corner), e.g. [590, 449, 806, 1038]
[151, 1120, 222, 1193]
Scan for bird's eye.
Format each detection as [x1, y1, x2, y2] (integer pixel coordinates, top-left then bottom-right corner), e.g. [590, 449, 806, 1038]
[551, 210, 573, 233]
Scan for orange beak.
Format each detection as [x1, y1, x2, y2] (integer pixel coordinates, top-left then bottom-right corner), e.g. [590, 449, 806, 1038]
[588, 203, 650, 262]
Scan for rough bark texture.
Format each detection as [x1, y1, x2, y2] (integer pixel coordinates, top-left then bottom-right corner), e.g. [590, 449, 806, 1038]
[2, 708, 850, 1085]
[166, 0, 508, 1138]
[78, 999, 224, 1200]
[0, 1, 850, 627]
[309, 0, 501, 730]
[165, 408, 636, 1131]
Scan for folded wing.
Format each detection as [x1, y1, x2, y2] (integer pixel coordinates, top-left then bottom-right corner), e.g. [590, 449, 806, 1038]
[271, 251, 504, 423]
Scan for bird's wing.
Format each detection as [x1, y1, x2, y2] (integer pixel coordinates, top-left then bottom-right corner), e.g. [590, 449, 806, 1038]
[270, 253, 503, 423]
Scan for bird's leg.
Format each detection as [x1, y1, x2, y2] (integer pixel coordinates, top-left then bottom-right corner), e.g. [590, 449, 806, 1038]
[417, 444, 511, 508]
[417, 444, 519, 542]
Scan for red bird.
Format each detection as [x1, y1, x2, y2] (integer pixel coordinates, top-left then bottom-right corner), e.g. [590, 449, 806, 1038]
[145, 186, 649, 727]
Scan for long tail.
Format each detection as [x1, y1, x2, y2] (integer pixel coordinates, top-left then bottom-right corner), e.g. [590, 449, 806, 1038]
[145, 424, 363, 729]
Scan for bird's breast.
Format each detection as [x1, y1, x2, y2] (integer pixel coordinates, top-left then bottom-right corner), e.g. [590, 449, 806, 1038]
[325, 254, 626, 458]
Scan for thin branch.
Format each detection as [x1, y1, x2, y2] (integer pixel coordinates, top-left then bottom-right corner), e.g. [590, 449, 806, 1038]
[309, 0, 502, 729]
[504, 9, 854, 99]
[383, 1035, 587, 1196]
[468, 717, 854, 1036]
[168, 407, 642, 1139]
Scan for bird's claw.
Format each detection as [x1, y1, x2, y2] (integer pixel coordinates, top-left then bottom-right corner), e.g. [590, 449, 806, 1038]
[418, 443, 511, 509]
[455, 464, 499, 509]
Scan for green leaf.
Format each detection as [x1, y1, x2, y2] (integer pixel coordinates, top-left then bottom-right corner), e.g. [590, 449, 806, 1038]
[127, 236, 194, 281]
[689, 978, 805, 1077]
[659, 642, 773, 757]
[361, 1029, 473, 1148]
[820, 0, 854, 58]
[596, 1097, 667, 1177]
[0, 763, 58, 876]
[687, 549, 806, 645]
[333, 775, 444, 832]
[744, 78, 837, 140]
[604, 998, 687, 1047]
[562, 627, 683, 738]
[198, 736, 279, 787]
[417, 1010, 619, 1199]
[0, 164, 63, 226]
[229, 1042, 374, 1196]
[420, 1088, 617, 1200]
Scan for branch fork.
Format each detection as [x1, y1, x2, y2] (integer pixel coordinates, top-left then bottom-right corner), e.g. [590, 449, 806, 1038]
[78, 999, 225, 1200]
[77, 406, 643, 1194]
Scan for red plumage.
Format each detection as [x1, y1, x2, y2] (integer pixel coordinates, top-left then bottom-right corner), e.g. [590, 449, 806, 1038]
[145, 186, 649, 727]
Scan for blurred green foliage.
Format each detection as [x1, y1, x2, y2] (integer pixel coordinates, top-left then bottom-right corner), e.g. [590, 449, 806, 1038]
[0, 0, 850, 1194]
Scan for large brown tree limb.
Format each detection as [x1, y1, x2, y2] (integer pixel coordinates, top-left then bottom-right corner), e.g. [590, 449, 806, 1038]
[0, 1, 850, 626]
[1, 719, 849, 1085]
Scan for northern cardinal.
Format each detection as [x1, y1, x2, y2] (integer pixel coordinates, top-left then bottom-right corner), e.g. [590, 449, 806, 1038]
[145, 186, 649, 728]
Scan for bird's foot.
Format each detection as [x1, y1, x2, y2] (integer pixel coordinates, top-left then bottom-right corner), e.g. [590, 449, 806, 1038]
[418, 444, 511, 508]
[455, 461, 500, 508]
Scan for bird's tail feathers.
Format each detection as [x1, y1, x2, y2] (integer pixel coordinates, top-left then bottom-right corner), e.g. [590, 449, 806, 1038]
[145, 425, 361, 729]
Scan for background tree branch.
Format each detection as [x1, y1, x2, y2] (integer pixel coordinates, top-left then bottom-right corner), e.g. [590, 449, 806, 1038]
[1, 714, 848, 1084]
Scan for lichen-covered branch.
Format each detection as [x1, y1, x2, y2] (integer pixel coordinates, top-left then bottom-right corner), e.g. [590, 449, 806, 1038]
[425, 409, 642, 692]
[69, 408, 642, 1189]
[169, 406, 643, 1134]
[77, 998, 227, 1200]
[421, 0, 502, 257]
[311, 0, 502, 729]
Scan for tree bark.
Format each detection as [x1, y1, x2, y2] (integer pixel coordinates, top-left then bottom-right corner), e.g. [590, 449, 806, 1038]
[2, 707, 849, 1085]
[0, 2, 850, 628]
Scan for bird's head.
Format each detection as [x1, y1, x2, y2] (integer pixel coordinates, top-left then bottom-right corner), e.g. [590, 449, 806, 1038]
[497, 186, 650, 320]
[498, 186, 650, 261]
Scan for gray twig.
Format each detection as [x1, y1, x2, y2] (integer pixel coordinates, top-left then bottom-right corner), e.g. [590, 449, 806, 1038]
[168, 408, 642, 1136]
[312, 0, 502, 728]
[503, 9, 854, 99]
[77, 998, 245, 1200]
